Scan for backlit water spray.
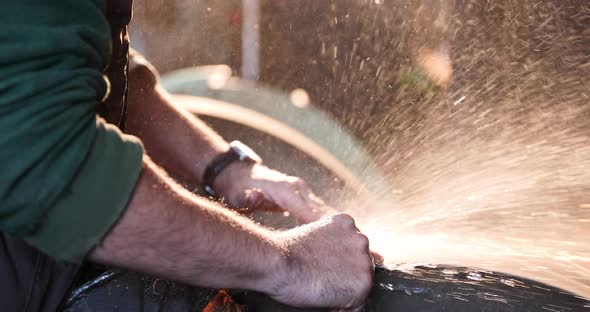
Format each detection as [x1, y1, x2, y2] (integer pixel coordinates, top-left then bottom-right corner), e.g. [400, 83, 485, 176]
[344, 0, 590, 300]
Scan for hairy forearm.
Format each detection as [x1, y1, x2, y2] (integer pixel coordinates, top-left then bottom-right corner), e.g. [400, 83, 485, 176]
[89, 157, 284, 291]
[126, 74, 228, 185]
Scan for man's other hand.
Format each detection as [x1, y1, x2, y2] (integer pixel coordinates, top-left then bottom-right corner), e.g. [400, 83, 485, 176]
[214, 163, 338, 223]
[267, 213, 374, 310]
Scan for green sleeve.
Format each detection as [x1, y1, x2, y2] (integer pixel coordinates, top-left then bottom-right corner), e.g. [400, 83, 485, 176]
[0, 0, 144, 263]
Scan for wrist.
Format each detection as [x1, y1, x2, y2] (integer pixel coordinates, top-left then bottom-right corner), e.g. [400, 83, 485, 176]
[194, 142, 230, 186]
[247, 229, 290, 294]
[212, 161, 257, 199]
[201, 140, 261, 197]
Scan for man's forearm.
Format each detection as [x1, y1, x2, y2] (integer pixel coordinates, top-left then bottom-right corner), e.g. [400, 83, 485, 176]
[125, 63, 339, 220]
[126, 63, 228, 186]
[89, 157, 284, 291]
[89, 156, 374, 309]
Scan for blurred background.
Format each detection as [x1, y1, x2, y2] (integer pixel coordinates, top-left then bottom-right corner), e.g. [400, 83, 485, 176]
[130, 0, 590, 216]
[131, 0, 588, 150]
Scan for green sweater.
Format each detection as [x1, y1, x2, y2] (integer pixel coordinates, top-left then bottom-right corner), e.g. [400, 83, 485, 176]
[0, 1, 143, 263]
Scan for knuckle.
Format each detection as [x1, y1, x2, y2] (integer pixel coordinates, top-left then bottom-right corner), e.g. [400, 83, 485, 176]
[333, 213, 355, 228]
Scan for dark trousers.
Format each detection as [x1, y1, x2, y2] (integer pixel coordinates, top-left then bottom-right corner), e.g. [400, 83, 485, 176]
[0, 234, 80, 311]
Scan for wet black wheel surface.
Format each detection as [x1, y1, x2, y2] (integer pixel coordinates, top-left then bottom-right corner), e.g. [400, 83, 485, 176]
[63, 266, 590, 312]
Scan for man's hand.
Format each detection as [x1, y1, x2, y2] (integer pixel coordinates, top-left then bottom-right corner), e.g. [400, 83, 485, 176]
[214, 163, 338, 223]
[269, 213, 374, 310]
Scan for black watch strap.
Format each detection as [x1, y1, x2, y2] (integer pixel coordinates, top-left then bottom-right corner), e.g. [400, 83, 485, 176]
[202, 141, 261, 197]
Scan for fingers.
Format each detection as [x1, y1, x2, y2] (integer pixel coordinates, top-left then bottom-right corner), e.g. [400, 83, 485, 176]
[240, 189, 283, 213]
[371, 251, 385, 267]
[228, 169, 337, 223]
[330, 213, 385, 268]
[271, 177, 338, 223]
[330, 213, 374, 309]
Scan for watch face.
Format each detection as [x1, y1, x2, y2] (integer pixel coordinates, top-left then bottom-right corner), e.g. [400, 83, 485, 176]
[230, 140, 262, 163]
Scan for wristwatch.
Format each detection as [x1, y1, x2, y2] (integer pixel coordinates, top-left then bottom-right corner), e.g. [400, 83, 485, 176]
[202, 140, 262, 197]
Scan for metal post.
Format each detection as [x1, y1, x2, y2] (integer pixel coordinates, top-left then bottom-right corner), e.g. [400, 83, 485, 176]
[241, 0, 260, 80]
